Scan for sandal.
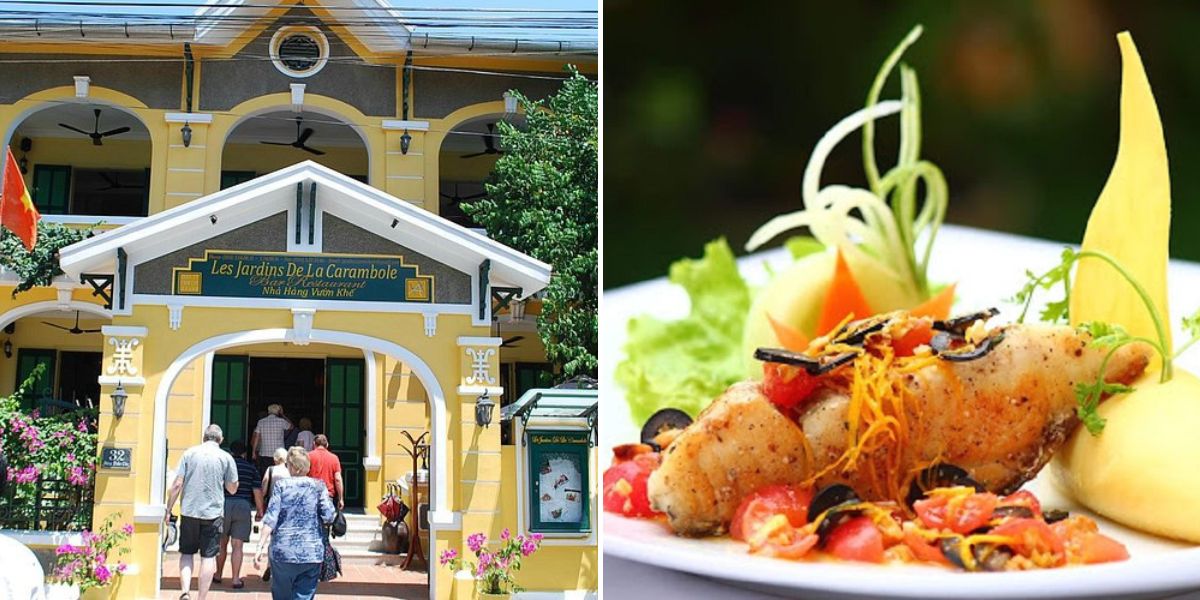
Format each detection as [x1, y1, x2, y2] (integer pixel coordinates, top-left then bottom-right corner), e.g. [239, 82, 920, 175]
[180, 594, 190, 600]
[212, 577, 222, 584]
[232, 580, 245, 590]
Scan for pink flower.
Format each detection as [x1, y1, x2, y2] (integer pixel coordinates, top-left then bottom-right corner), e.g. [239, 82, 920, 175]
[531, 533, 544, 542]
[77, 419, 89, 432]
[93, 564, 111, 584]
[500, 528, 511, 541]
[65, 453, 75, 462]
[55, 544, 77, 556]
[520, 538, 538, 557]
[121, 523, 133, 535]
[467, 532, 487, 554]
[116, 563, 127, 574]
[479, 551, 493, 568]
[438, 549, 458, 565]
[68, 466, 89, 486]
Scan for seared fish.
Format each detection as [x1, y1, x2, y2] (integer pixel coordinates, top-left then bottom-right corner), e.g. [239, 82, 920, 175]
[647, 323, 1151, 536]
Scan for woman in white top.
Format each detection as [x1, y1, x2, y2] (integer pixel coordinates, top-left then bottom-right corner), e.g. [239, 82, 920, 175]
[296, 418, 315, 452]
[261, 447, 291, 504]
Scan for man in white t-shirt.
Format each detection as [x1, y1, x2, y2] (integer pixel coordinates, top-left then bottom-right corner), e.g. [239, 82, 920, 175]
[165, 424, 238, 600]
[251, 404, 291, 474]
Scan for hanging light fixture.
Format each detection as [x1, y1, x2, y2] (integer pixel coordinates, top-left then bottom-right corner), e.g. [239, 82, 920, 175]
[400, 129, 412, 155]
[111, 381, 128, 419]
[475, 390, 495, 428]
[2, 340, 10, 359]
[181, 122, 193, 148]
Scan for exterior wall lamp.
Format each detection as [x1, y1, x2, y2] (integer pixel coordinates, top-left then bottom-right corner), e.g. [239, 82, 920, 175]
[475, 391, 495, 427]
[400, 129, 411, 155]
[181, 123, 192, 148]
[111, 381, 128, 419]
[2, 340, 10, 359]
[503, 91, 518, 114]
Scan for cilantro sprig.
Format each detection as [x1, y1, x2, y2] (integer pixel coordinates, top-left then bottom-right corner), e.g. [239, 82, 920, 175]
[1013, 247, 1200, 435]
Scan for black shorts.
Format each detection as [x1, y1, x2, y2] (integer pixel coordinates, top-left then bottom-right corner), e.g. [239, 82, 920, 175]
[178, 516, 222, 558]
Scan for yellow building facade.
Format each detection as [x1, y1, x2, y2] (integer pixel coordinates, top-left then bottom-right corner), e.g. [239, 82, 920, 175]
[0, 2, 597, 598]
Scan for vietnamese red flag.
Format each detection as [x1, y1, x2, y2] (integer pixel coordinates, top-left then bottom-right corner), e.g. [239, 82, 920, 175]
[1, 147, 38, 251]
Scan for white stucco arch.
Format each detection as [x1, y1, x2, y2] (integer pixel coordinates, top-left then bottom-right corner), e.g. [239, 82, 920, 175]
[0, 300, 111, 330]
[149, 327, 448, 515]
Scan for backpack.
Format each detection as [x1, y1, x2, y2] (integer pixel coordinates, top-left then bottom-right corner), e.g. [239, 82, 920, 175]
[283, 426, 300, 449]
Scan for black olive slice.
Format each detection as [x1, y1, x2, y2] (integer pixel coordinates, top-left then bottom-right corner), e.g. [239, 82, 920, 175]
[1043, 509, 1070, 524]
[940, 537, 967, 569]
[754, 348, 859, 375]
[933, 332, 1006, 362]
[640, 408, 693, 448]
[939, 537, 1013, 572]
[933, 308, 1000, 335]
[906, 463, 984, 507]
[808, 483, 861, 523]
[814, 504, 862, 546]
[833, 315, 890, 346]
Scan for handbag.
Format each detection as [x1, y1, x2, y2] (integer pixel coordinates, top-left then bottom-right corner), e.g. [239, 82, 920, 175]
[331, 509, 347, 538]
[317, 493, 342, 582]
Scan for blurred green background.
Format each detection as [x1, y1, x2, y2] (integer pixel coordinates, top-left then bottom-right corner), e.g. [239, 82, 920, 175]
[603, 0, 1200, 288]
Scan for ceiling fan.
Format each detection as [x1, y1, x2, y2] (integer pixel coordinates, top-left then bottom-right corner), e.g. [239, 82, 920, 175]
[58, 108, 131, 146]
[500, 335, 524, 348]
[460, 123, 502, 159]
[94, 172, 144, 192]
[260, 117, 325, 156]
[439, 183, 486, 204]
[42, 311, 101, 335]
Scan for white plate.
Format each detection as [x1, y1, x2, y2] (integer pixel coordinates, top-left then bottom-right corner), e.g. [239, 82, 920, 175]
[601, 225, 1200, 599]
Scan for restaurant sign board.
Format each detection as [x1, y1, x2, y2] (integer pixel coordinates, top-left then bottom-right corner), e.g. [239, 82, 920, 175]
[172, 250, 434, 302]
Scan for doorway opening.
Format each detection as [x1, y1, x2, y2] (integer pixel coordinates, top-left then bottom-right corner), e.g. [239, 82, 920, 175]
[209, 353, 366, 507]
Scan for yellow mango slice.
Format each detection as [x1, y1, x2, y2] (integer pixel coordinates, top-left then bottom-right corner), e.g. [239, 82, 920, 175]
[1070, 32, 1172, 367]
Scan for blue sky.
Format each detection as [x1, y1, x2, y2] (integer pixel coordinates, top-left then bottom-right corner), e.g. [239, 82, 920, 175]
[0, 0, 597, 42]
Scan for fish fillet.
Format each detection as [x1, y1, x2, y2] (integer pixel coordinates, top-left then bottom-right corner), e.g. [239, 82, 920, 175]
[647, 323, 1150, 536]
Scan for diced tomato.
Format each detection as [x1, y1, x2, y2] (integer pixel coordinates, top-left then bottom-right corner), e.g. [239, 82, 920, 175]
[602, 453, 659, 518]
[914, 492, 998, 534]
[730, 484, 814, 541]
[762, 363, 820, 411]
[999, 490, 1043, 519]
[892, 321, 933, 357]
[902, 528, 950, 565]
[1078, 533, 1129, 564]
[990, 518, 1064, 563]
[825, 516, 885, 563]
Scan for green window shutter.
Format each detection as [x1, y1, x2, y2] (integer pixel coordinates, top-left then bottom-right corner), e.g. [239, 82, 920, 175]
[31, 165, 70, 214]
[526, 430, 591, 534]
[15, 349, 56, 412]
[220, 171, 256, 190]
[211, 355, 248, 448]
[325, 358, 365, 507]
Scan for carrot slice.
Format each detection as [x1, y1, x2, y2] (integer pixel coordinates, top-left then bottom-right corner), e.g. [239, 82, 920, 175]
[909, 283, 956, 319]
[815, 248, 874, 335]
[767, 313, 810, 351]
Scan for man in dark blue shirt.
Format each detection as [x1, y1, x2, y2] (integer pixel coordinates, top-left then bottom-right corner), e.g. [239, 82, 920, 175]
[216, 440, 262, 589]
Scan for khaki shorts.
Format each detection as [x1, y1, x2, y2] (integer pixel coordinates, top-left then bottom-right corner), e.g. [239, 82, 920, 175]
[222, 497, 253, 542]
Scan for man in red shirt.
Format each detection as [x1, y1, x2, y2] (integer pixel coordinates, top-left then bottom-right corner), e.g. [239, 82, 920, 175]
[308, 434, 344, 510]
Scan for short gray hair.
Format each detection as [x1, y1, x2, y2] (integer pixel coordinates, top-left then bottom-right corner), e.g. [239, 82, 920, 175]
[285, 447, 310, 476]
[267, 404, 283, 416]
[203, 424, 223, 443]
[273, 447, 288, 464]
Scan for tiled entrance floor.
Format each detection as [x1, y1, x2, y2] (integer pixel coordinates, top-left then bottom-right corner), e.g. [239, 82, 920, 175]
[159, 558, 429, 599]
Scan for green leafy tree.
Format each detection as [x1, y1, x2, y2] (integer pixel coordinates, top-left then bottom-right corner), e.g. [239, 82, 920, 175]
[0, 221, 95, 296]
[464, 67, 598, 379]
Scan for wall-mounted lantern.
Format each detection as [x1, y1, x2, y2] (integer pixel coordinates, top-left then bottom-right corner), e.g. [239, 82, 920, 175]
[181, 123, 193, 148]
[400, 129, 412, 155]
[503, 91, 518, 114]
[111, 381, 128, 419]
[18, 137, 31, 174]
[3, 340, 11, 359]
[475, 391, 495, 428]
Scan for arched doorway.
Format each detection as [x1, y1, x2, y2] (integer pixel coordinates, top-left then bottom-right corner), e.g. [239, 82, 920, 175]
[0, 300, 111, 412]
[8, 102, 152, 220]
[221, 109, 369, 189]
[436, 114, 524, 228]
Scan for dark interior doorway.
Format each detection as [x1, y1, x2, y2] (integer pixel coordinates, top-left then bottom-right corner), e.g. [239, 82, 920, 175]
[247, 357, 325, 435]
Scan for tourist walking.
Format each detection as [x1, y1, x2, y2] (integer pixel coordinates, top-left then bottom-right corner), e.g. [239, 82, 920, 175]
[261, 447, 291, 504]
[251, 404, 292, 474]
[295, 418, 315, 451]
[254, 447, 335, 600]
[215, 440, 263, 589]
[307, 435, 344, 510]
[165, 424, 238, 600]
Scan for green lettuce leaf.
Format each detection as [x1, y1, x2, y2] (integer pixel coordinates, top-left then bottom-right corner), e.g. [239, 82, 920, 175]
[615, 238, 751, 424]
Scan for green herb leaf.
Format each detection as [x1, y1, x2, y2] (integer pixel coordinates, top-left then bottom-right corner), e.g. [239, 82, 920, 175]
[1074, 378, 1134, 435]
[784, 236, 825, 260]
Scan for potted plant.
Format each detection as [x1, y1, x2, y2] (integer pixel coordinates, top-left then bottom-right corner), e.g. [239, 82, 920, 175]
[440, 528, 543, 599]
[48, 513, 132, 599]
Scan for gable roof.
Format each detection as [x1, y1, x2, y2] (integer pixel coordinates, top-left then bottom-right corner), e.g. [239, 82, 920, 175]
[58, 160, 551, 296]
